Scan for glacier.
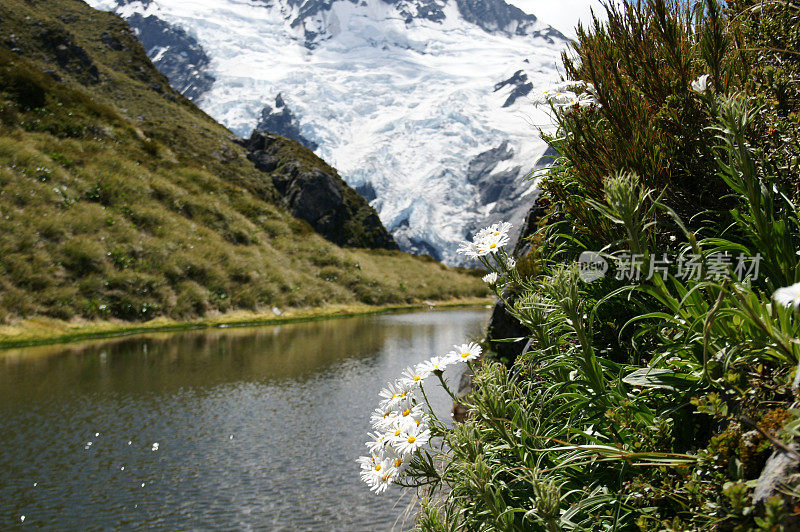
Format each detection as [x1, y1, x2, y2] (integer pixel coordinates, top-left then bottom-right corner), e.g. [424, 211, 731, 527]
[85, 0, 568, 264]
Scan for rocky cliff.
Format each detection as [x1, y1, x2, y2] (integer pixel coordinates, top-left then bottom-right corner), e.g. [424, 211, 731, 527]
[238, 131, 397, 250]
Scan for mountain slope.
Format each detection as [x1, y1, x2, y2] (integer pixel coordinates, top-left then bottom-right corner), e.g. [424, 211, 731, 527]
[85, 0, 568, 263]
[0, 0, 485, 323]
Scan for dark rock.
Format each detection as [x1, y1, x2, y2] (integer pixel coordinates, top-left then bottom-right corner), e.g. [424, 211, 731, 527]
[494, 69, 527, 91]
[252, 151, 278, 173]
[513, 188, 545, 258]
[487, 289, 530, 362]
[124, 13, 215, 101]
[494, 70, 533, 107]
[237, 131, 398, 250]
[456, 0, 567, 41]
[483, 147, 552, 363]
[452, 367, 473, 422]
[467, 140, 514, 185]
[355, 182, 377, 203]
[255, 93, 318, 151]
[502, 83, 533, 107]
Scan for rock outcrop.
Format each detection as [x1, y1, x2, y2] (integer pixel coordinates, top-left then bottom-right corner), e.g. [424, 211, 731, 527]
[484, 146, 555, 362]
[125, 13, 215, 101]
[238, 131, 398, 250]
[494, 69, 533, 107]
[256, 93, 318, 151]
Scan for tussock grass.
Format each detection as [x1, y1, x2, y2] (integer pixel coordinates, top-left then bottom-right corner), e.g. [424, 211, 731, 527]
[0, 0, 488, 325]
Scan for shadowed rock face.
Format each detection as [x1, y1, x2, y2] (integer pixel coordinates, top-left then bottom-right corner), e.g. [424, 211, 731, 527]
[125, 13, 215, 101]
[256, 93, 318, 151]
[238, 131, 398, 250]
[494, 69, 533, 107]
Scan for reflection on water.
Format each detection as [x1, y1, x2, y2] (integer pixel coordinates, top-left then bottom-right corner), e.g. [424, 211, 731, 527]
[0, 308, 489, 530]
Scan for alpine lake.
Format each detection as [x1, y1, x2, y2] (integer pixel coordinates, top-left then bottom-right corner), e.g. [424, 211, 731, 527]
[0, 307, 490, 530]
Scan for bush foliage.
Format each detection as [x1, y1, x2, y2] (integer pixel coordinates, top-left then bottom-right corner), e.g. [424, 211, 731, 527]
[406, 1, 800, 529]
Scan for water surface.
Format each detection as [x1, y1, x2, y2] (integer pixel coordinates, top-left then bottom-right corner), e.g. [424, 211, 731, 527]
[0, 308, 489, 530]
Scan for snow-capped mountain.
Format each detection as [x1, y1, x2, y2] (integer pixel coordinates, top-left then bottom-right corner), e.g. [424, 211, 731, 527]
[85, 0, 567, 264]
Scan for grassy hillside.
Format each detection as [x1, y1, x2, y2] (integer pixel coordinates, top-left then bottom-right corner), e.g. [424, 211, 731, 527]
[0, 0, 487, 323]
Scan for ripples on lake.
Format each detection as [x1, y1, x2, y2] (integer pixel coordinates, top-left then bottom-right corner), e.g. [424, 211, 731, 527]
[0, 308, 489, 530]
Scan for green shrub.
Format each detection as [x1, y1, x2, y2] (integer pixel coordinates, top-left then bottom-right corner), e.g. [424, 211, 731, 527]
[403, 2, 800, 530]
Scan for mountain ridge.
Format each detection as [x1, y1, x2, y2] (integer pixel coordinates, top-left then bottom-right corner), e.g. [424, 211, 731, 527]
[85, 0, 567, 264]
[0, 0, 485, 323]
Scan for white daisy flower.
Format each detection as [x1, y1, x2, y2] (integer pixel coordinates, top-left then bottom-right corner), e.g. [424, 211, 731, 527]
[456, 240, 480, 258]
[394, 423, 431, 456]
[370, 408, 398, 432]
[360, 455, 397, 493]
[476, 232, 510, 255]
[378, 381, 414, 411]
[357, 453, 382, 470]
[476, 221, 512, 241]
[416, 355, 452, 375]
[482, 272, 499, 285]
[773, 282, 800, 310]
[447, 342, 482, 363]
[691, 74, 710, 93]
[394, 404, 428, 431]
[399, 365, 431, 387]
[365, 431, 391, 454]
[369, 466, 398, 494]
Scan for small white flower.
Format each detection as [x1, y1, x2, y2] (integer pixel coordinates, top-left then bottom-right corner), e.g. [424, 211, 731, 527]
[416, 355, 452, 374]
[476, 232, 510, 255]
[399, 365, 431, 388]
[482, 272, 499, 285]
[506, 257, 516, 269]
[393, 404, 428, 431]
[773, 282, 800, 310]
[691, 74, 710, 93]
[447, 342, 482, 363]
[459, 222, 512, 258]
[393, 423, 431, 456]
[456, 240, 480, 259]
[476, 221, 512, 242]
[365, 431, 391, 454]
[357, 453, 382, 470]
[360, 455, 397, 493]
[369, 408, 397, 431]
[151, 442, 159, 451]
[378, 381, 414, 411]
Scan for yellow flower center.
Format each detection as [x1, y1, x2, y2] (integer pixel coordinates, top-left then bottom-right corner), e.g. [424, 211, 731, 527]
[416, 420, 421, 426]
[375, 464, 381, 471]
[408, 436, 416, 443]
[413, 375, 421, 381]
[490, 243, 497, 249]
[395, 459, 403, 467]
[383, 412, 390, 418]
[402, 409, 410, 416]
[460, 352, 470, 358]
[394, 429, 402, 436]
[382, 474, 390, 482]
[401, 391, 407, 397]
[493, 231, 500, 236]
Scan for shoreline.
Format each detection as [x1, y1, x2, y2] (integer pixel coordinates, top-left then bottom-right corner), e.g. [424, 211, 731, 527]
[0, 297, 494, 351]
